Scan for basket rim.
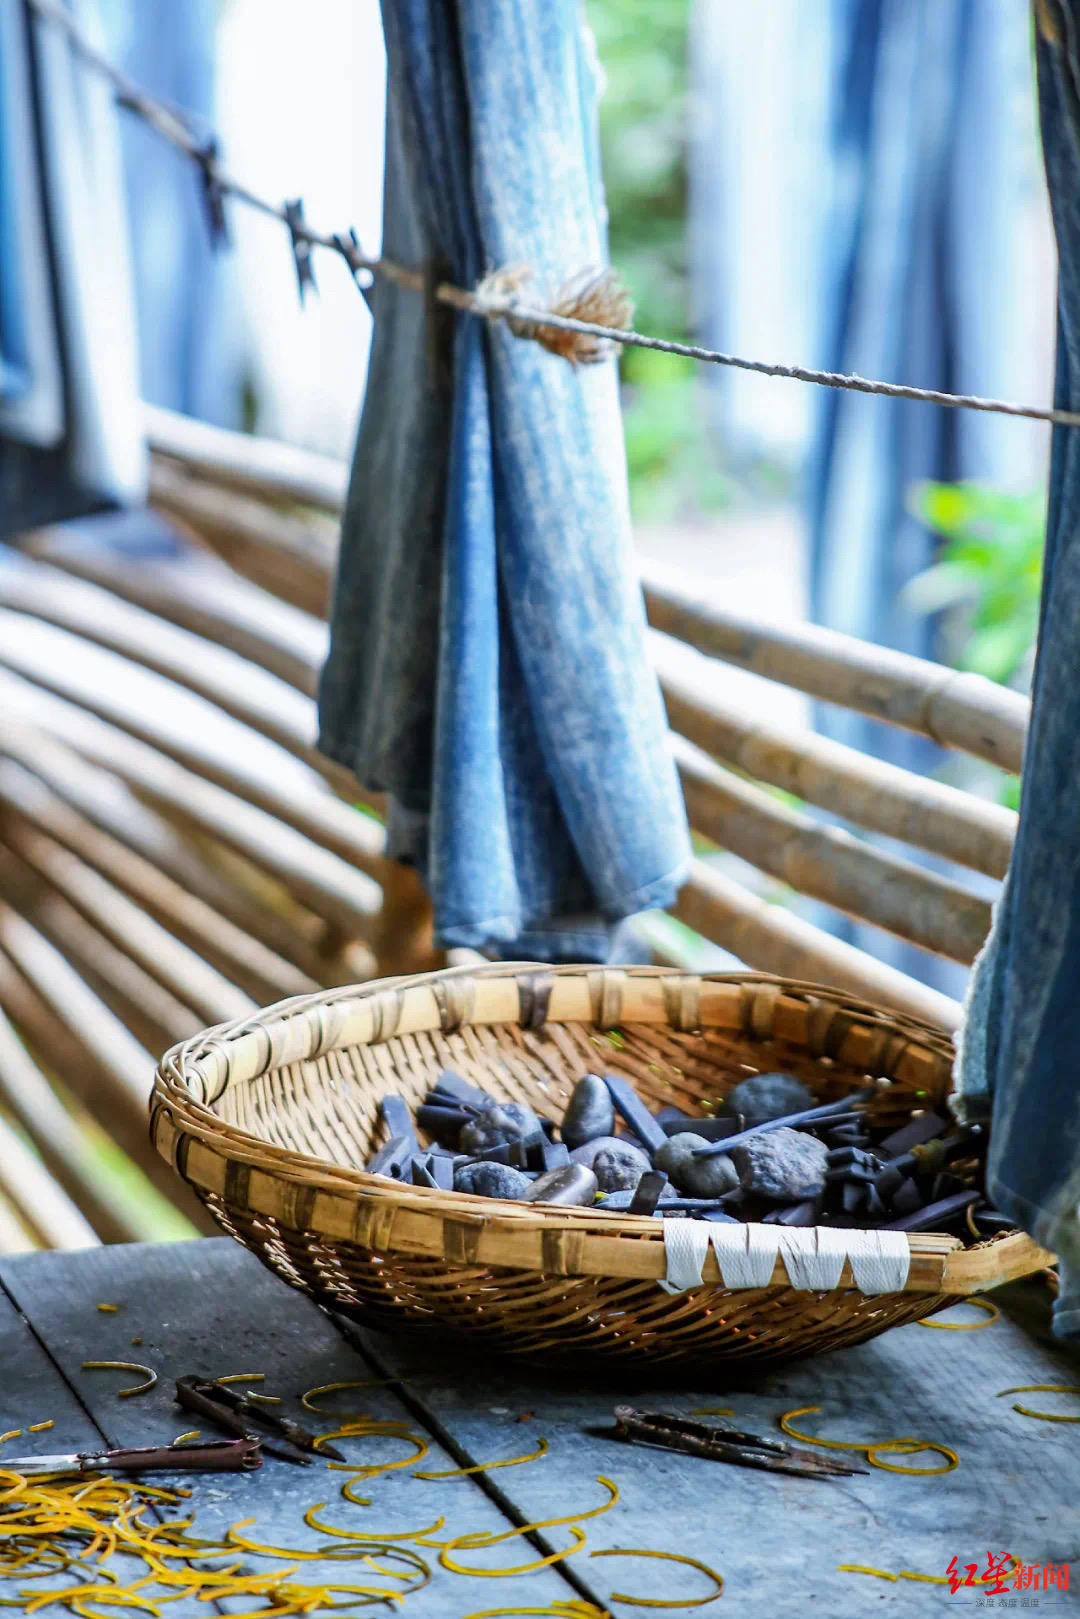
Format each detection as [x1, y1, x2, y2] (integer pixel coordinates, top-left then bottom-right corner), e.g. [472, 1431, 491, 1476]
[151, 963, 1053, 1297]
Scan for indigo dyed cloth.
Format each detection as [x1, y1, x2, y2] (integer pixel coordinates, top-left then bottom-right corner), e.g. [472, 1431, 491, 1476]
[955, 1, 1080, 1341]
[0, 0, 144, 536]
[318, 0, 691, 960]
[808, 0, 1043, 996]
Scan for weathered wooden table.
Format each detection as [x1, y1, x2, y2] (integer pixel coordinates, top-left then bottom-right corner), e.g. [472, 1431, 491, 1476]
[1, 1239, 1076, 1614]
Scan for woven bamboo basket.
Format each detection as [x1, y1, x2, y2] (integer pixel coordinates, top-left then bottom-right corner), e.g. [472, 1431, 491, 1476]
[151, 964, 1051, 1368]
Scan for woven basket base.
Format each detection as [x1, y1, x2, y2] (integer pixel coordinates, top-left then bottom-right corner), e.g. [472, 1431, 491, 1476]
[200, 1192, 962, 1370]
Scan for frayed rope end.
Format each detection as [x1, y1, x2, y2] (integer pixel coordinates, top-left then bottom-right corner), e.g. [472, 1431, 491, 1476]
[472, 263, 634, 364]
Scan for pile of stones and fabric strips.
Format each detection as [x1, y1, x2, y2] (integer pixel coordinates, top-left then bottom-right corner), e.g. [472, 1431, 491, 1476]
[366, 1069, 1006, 1237]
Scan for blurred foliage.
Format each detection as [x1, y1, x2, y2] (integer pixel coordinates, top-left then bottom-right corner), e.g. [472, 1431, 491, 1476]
[904, 481, 1046, 810]
[587, 0, 728, 522]
[904, 483, 1045, 689]
[588, 0, 689, 342]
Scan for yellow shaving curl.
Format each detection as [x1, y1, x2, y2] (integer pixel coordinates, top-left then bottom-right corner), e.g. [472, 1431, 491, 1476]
[996, 1383, 1080, 1422]
[315, 1423, 428, 1477]
[81, 1363, 158, 1398]
[457, 1606, 606, 1619]
[917, 1298, 999, 1329]
[864, 1440, 958, 1475]
[340, 1479, 373, 1507]
[304, 1504, 446, 1544]
[438, 1527, 587, 1577]
[211, 1373, 281, 1405]
[414, 1438, 548, 1479]
[424, 1478, 619, 1550]
[300, 1382, 398, 1418]
[778, 1407, 958, 1472]
[589, 1547, 724, 1608]
[840, 1558, 1020, 1587]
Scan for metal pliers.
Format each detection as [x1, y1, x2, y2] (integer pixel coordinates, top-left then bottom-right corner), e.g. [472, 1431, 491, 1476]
[175, 1375, 346, 1466]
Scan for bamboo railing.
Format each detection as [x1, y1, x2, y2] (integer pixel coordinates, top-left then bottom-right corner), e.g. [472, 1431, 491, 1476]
[0, 402, 1033, 1244]
[19, 404, 1028, 1020]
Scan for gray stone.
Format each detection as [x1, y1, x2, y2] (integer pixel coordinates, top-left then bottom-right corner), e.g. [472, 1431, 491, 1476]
[459, 1099, 541, 1154]
[727, 1072, 815, 1127]
[570, 1135, 652, 1192]
[731, 1128, 828, 1201]
[560, 1074, 615, 1149]
[453, 1161, 532, 1200]
[655, 1133, 739, 1197]
[524, 1163, 599, 1207]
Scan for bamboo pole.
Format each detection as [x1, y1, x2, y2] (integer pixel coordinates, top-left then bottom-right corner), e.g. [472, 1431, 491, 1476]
[0, 843, 206, 1054]
[24, 538, 323, 697]
[0, 813, 256, 1026]
[0, 628, 387, 918]
[73, 482, 1017, 885]
[0, 754, 317, 1006]
[673, 860, 962, 1031]
[674, 737, 993, 963]
[149, 456, 333, 618]
[0, 559, 374, 810]
[655, 634, 1015, 880]
[642, 558, 1029, 773]
[0, 1005, 152, 1244]
[0, 912, 213, 1231]
[0, 681, 381, 947]
[0, 1113, 99, 1251]
[0, 719, 358, 990]
[0, 1195, 34, 1254]
[141, 410, 1030, 774]
[145, 401, 347, 516]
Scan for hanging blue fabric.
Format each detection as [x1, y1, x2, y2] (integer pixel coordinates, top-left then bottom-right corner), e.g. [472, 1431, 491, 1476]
[318, 0, 690, 960]
[0, 0, 144, 537]
[95, 0, 240, 429]
[955, 0, 1080, 1340]
[808, 0, 1044, 996]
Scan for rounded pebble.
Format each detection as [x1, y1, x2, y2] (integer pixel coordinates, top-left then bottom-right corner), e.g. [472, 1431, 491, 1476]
[570, 1135, 652, 1193]
[560, 1074, 616, 1149]
[731, 1128, 828, 1201]
[459, 1099, 540, 1154]
[453, 1161, 532, 1200]
[524, 1163, 599, 1206]
[655, 1133, 739, 1197]
[727, 1072, 815, 1126]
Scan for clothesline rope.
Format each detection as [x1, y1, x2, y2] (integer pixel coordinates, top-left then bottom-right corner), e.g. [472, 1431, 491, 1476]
[25, 0, 1080, 430]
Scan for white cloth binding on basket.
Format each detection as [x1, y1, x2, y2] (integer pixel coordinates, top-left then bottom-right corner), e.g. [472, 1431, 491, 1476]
[658, 1220, 910, 1296]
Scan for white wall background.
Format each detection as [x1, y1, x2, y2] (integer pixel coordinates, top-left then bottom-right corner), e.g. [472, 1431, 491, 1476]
[214, 0, 386, 460]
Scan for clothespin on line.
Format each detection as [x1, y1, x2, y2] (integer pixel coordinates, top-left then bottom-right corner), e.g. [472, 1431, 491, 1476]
[195, 137, 228, 248]
[284, 198, 317, 302]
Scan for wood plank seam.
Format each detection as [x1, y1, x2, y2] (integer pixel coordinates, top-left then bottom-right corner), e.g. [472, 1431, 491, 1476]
[323, 1307, 611, 1612]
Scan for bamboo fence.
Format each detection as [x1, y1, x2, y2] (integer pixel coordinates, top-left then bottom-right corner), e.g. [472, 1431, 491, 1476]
[0, 402, 1038, 1245]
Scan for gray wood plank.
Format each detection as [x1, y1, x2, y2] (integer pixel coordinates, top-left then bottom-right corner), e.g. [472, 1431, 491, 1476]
[0, 1283, 104, 1453]
[0, 1284, 175, 1612]
[344, 1276, 1080, 1615]
[0, 1241, 578, 1616]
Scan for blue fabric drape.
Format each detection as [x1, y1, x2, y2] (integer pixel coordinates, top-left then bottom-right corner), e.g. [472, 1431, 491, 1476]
[96, 0, 240, 428]
[955, 0, 1080, 1341]
[0, 0, 144, 537]
[809, 0, 1043, 994]
[318, 0, 691, 960]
